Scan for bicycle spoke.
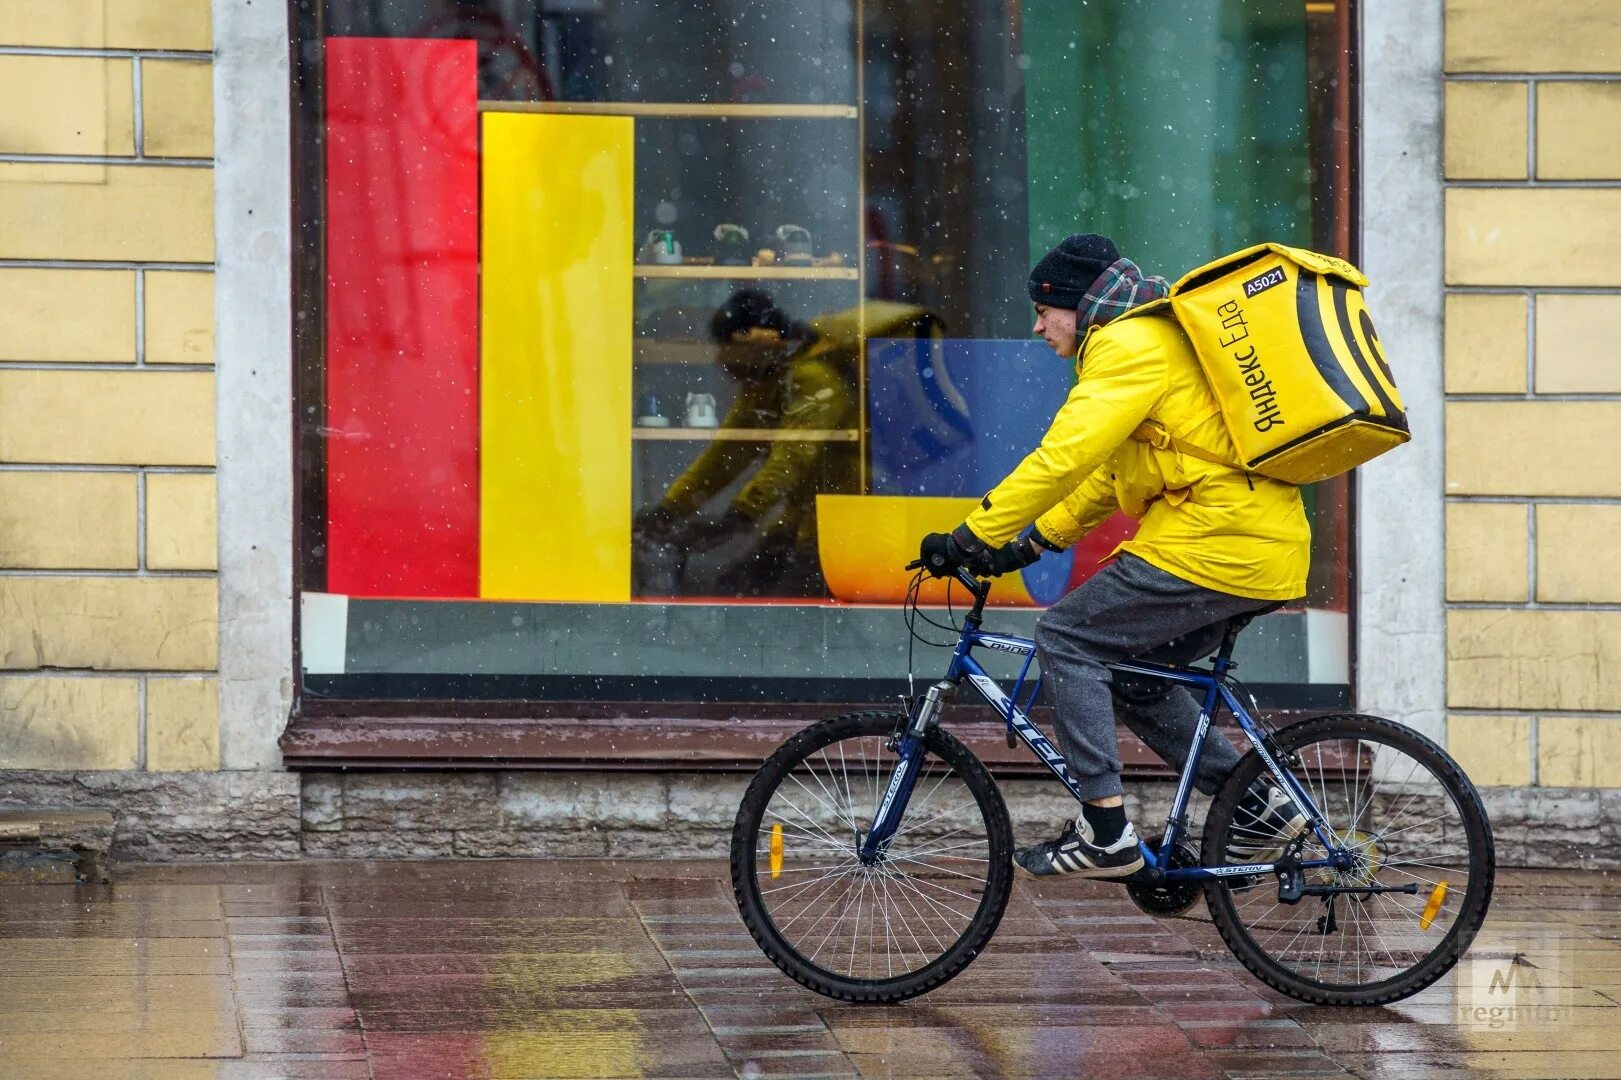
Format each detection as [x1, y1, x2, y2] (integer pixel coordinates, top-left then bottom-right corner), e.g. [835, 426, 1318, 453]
[744, 724, 1001, 988]
[1212, 721, 1488, 997]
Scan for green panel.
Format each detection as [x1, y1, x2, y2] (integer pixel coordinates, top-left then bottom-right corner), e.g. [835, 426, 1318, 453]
[1024, 0, 1310, 282]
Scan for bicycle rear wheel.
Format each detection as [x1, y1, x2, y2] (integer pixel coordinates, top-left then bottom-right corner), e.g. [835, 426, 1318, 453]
[1203, 713, 1494, 1005]
[730, 711, 1013, 1002]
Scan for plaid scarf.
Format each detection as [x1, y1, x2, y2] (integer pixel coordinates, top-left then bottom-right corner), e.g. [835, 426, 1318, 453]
[1079, 258, 1170, 329]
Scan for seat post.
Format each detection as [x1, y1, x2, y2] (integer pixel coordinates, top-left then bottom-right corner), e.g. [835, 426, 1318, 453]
[1212, 615, 1252, 675]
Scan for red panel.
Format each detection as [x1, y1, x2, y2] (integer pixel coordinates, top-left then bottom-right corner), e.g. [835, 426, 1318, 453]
[1066, 512, 1141, 591]
[324, 38, 480, 598]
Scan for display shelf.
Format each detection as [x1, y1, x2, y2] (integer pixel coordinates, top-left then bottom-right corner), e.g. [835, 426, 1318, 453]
[635, 341, 715, 365]
[632, 427, 859, 442]
[634, 264, 858, 281]
[479, 101, 858, 120]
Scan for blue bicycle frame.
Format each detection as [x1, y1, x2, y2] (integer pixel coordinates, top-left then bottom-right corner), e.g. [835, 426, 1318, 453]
[860, 569, 1347, 883]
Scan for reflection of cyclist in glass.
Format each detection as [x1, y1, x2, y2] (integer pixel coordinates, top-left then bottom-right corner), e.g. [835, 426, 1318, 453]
[635, 290, 860, 598]
[918, 234, 1312, 880]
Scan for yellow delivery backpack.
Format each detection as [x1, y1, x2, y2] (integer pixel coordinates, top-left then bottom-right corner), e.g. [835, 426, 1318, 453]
[1129, 243, 1409, 485]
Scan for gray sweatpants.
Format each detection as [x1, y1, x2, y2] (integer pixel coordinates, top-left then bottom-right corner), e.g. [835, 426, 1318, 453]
[1033, 553, 1282, 802]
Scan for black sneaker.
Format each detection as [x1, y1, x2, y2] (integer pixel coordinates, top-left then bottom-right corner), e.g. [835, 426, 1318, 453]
[1226, 783, 1309, 864]
[1015, 818, 1145, 879]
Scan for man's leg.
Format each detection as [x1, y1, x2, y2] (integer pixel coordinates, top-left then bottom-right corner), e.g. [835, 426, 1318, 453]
[1018, 554, 1276, 877]
[1034, 554, 1275, 795]
[1110, 622, 1248, 798]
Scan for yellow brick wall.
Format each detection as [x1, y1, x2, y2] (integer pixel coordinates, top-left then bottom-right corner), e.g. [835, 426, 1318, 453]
[1444, 0, 1621, 789]
[0, 8, 218, 773]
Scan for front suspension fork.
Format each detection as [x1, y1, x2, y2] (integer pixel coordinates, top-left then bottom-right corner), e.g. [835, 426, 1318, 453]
[859, 680, 953, 864]
[858, 735, 925, 864]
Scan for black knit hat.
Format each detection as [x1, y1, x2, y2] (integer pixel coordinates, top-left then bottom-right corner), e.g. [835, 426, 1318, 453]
[1028, 234, 1121, 309]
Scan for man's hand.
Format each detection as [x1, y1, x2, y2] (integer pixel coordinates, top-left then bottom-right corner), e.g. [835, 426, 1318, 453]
[985, 535, 1040, 577]
[633, 505, 680, 541]
[918, 525, 992, 578]
[985, 527, 1064, 576]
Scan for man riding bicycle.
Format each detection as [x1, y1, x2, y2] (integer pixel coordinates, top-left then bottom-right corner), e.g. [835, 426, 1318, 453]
[918, 234, 1311, 879]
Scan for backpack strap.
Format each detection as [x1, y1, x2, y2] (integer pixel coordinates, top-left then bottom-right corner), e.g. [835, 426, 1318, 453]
[1129, 419, 1246, 473]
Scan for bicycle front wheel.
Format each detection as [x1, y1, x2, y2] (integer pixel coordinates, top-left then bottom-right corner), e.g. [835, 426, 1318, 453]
[730, 712, 1013, 1002]
[1203, 713, 1495, 1005]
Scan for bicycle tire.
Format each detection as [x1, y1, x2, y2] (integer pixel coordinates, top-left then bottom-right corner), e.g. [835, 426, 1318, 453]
[1202, 712, 1495, 1006]
[731, 711, 1014, 1002]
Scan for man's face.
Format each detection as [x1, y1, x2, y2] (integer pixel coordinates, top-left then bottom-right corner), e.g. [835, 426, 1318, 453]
[1033, 304, 1080, 358]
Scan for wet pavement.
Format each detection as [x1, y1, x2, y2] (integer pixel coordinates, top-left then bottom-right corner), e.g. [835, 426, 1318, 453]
[0, 859, 1616, 1079]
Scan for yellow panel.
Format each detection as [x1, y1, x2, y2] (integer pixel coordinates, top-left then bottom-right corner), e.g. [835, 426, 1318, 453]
[481, 113, 633, 601]
[816, 495, 1036, 607]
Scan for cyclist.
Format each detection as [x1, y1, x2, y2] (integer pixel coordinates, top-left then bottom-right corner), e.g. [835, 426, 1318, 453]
[918, 234, 1310, 878]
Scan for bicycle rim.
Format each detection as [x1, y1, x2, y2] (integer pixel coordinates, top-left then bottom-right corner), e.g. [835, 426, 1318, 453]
[1205, 714, 1493, 1002]
[733, 713, 1012, 998]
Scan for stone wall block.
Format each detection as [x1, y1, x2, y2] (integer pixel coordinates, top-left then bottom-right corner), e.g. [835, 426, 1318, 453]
[0, 163, 213, 263]
[0, 370, 215, 467]
[0, 56, 133, 157]
[664, 774, 746, 826]
[338, 772, 499, 831]
[608, 831, 725, 859]
[303, 830, 456, 860]
[1536, 294, 1621, 394]
[1538, 83, 1621, 180]
[300, 774, 342, 832]
[1449, 610, 1621, 711]
[499, 772, 667, 829]
[452, 830, 609, 859]
[1443, 81, 1526, 179]
[0, 577, 217, 671]
[0, 771, 300, 860]
[135, 829, 300, 861]
[1447, 189, 1621, 287]
[1479, 787, 1601, 851]
[0, 0, 212, 50]
[1445, 0, 1621, 74]
[0, 268, 135, 363]
[1443, 293, 1526, 395]
[1445, 503, 1528, 603]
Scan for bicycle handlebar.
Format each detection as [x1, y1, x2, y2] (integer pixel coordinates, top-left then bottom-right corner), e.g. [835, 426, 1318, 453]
[903, 561, 991, 619]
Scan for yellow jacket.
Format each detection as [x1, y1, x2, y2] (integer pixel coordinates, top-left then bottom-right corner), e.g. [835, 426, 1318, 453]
[660, 348, 858, 547]
[962, 312, 1310, 601]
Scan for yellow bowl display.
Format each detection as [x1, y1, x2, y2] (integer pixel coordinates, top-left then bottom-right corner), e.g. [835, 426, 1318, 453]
[815, 494, 1037, 607]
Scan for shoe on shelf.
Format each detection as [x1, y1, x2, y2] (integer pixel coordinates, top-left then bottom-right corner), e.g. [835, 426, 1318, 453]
[1015, 817, 1145, 879]
[1226, 782, 1309, 864]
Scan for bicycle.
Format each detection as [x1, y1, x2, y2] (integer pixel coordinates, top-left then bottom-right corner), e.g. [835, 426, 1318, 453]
[730, 565, 1494, 1005]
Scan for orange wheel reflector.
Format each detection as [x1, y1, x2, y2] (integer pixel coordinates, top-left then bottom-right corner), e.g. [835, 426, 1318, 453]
[770, 823, 783, 879]
[1419, 881, 1448, 930]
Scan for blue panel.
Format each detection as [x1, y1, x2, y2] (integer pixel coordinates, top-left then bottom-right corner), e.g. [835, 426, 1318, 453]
[868, 337, 1078, 600]
[868, 337, 1073, 497]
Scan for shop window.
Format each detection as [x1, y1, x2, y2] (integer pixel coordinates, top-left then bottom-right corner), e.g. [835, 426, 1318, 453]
[291, 0, 1356, 721]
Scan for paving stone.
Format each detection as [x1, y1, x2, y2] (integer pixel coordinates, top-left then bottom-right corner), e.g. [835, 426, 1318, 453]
[0, 857, 1610, 1077]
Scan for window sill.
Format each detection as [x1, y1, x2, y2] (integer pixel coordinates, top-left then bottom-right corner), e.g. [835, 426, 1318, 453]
[278, 710, 1335, 774]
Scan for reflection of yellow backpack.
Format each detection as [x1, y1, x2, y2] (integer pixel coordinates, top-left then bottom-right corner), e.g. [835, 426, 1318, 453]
[1129, 243, 1409, 485]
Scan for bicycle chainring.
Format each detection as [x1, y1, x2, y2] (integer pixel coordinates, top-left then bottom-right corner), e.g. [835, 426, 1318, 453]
[1125, 835, 1203, 917]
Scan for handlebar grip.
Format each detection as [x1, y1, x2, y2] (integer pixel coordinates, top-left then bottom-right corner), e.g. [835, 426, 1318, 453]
[905, 559, 924, 571]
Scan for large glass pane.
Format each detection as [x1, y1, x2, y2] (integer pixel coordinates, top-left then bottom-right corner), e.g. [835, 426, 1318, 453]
[293, 0, 1354, 705]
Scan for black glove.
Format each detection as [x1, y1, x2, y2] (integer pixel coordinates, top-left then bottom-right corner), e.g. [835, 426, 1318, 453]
[633, 505, 680, 541]
[985, 536, 1040, 577]
[984, 527, 1063, 576]
[918, 524, 992, 578]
